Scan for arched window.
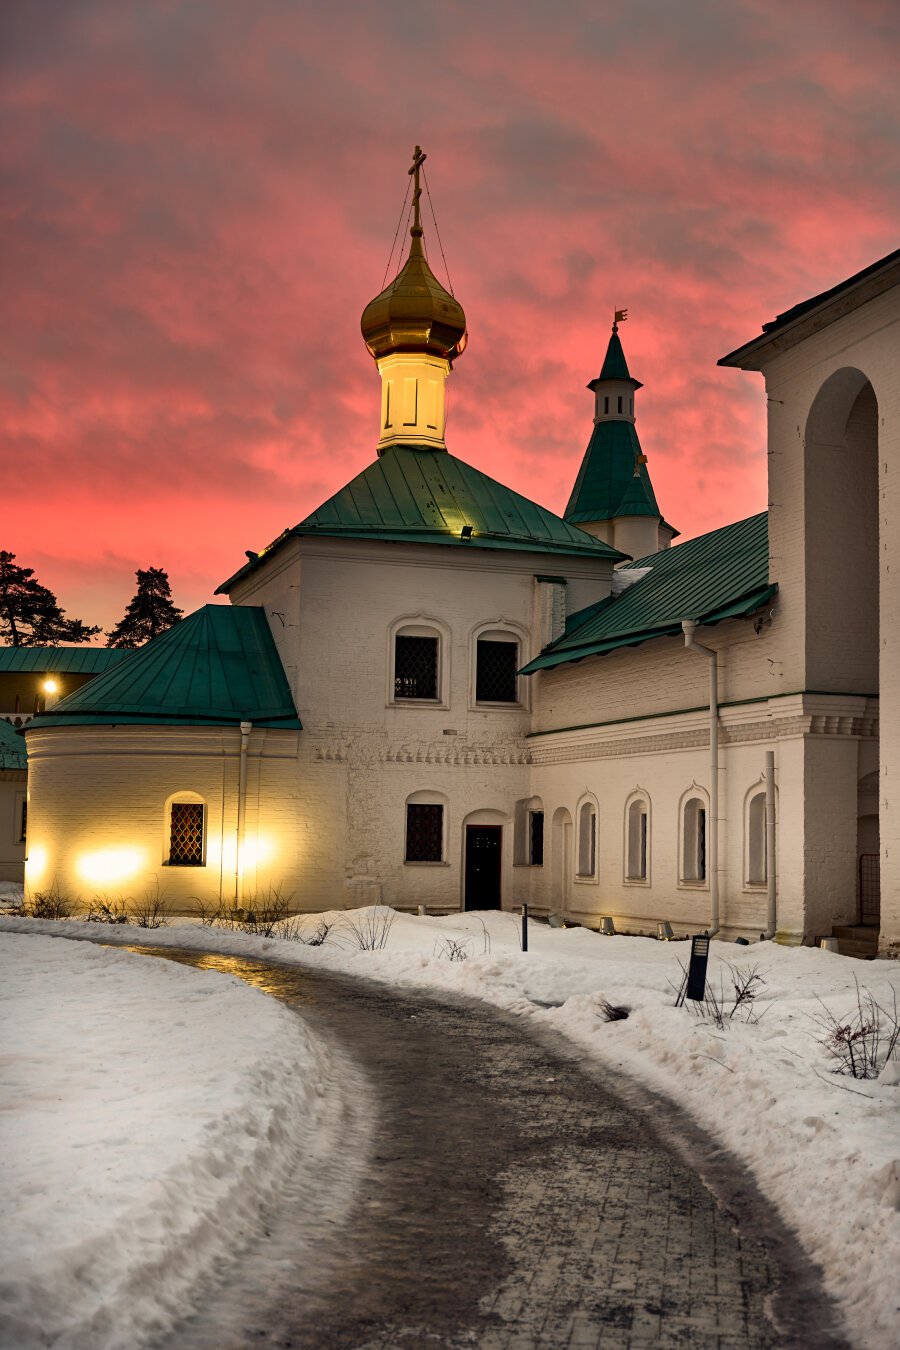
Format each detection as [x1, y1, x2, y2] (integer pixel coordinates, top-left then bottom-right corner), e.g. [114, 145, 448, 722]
[681, 795, 707, 883]
[625, 796, 649, 881]
[577, 799, 598, 878]
[514, 797, 544, 866]
[164, 791, 207, 867]
[470, 622, 527, 708]
[404, 790, 448, 864]
[388, 615, 449, 706]
[747, 791, 766, 886]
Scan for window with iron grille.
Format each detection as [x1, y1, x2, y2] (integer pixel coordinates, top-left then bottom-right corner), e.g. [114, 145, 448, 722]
[394, 635, 438, 700]
[529, 810, 544, 866]
[19, 800, 27, 844]
[476, 639, 518, 703]
[169, 801, 205, 866]
[405, 803, 443, 862]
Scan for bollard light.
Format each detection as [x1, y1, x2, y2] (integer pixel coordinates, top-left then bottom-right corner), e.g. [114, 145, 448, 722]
[598, 916, 616, 936]
[656, 921, 674, 941]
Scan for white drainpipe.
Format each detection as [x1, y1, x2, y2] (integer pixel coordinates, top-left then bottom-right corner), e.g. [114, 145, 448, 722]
[235, 721, 252, 905]
[764, 749, 777, 938]
[681, 621, 719, 936]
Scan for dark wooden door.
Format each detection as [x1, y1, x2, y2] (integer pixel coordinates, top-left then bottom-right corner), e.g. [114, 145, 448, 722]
[465, 826, 502, 910]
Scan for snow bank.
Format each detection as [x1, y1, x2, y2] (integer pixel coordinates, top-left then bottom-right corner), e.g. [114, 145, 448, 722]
[2, 911, 899, 1347]
[0, 932, 334, 1350]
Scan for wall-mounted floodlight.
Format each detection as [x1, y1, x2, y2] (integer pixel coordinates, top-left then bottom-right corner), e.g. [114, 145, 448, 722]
[42, 679, 58, 695]
[460, 524, 474, 540]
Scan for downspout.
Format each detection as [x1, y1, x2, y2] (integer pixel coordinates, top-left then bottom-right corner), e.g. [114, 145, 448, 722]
[764, 749, 777, 938]
[235, 720, 252, 905]
[681, 621, 719, 936]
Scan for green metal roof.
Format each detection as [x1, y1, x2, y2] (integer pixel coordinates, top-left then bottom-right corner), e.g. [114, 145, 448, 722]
[564, 420, 661, 525]
[0, 646, 129, 673]
[0, 718, 26, 770]
[26, 606, 301, 731]
[595, 328, 639, 385]
[218, 444, 623, 591]
[521, 511, 775, 673]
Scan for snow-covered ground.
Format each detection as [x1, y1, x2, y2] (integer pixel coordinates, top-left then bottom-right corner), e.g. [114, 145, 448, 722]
[1, 906, 898, 1348]
[0, 930, 354, 1350]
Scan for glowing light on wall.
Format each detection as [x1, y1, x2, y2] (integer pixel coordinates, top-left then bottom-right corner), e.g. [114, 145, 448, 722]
[209, 834, 277, 876]
[77, 848, 145, 886]
[42, 679, 59, 694]
[25, 845, 48, 884]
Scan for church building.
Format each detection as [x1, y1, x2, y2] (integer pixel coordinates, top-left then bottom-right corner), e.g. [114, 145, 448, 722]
[20, 155, 900, 953]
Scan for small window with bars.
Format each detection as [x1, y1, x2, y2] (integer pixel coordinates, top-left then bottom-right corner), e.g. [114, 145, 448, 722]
[19, 800, 27, 844]
[476, 639, 519, 703]
[169, 801, 205, 866]
[394, 634, 439, 700]
[405, 803, 443, 862]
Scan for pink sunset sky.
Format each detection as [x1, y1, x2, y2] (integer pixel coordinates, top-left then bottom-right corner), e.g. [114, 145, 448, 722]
[2, 0, 898, 634]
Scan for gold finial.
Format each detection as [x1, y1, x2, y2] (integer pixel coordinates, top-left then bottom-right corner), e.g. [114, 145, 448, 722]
[408, 145, 427, 236]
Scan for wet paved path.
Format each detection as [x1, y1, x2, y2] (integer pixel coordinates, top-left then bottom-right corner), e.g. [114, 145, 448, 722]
[133, 948, 846, 1350]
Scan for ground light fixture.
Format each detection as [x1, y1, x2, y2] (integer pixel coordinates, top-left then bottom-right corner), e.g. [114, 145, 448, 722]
[656, 921, 674, 941]
[819, 937, 839, 952]
[598, 916, 616, 936]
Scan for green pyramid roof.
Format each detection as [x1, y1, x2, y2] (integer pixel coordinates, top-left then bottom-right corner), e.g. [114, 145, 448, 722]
[599, 329, 632, 382]
[26, 606, 300, 731]
[564, 420, 660, 524]
[218, 444, 624, 591]
[522, 512, 775, 673]
[0, 718, 26, 769]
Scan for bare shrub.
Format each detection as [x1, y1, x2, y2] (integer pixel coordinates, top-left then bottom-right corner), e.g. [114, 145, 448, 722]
[86, 897, 129, 924]
[192, 897, 218, 927]
[210, 885, 295, 937]
[16, 886, 74, 920]
[279, 916, 335, 946]
[434, 936, 471, 962]
[673, 960, 769, 1028]
[342, 906, 396, 951]
[595, 998, 630, 1022]
[128, 885, 170, 929]
[812, 979, 900, 1080]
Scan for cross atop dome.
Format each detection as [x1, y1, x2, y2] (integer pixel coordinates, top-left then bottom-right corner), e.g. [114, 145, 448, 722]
[360, 148, 468, 453]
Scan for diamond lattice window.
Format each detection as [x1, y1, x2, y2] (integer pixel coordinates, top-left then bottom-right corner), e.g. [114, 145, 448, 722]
[394, 635, 438, 700]
[476, 639, 518, 703]
[406, 803, 443, 862]
[169, 802, 205, 866]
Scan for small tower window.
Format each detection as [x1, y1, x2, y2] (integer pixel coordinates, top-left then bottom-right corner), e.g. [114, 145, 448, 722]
[604, 396, 609, 415]
[617, 396, 623, 414]
[529, 809, 544, 866]
[629, 398, 633, 415]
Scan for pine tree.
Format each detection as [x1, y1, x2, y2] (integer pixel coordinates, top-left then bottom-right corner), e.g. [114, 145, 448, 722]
[106, 568, 184, 648]
[0, 551, 100, 646]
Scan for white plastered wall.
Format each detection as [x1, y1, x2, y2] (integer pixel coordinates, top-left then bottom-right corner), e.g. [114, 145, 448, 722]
[752, 282, 899, 947]
[226, 536, 615, 911]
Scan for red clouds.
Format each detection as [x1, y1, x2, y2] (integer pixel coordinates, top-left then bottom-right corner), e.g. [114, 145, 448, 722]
[2, 0, 897, 628]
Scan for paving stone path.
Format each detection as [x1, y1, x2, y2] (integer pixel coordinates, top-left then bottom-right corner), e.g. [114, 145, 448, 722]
[138, 949, 847, 1350]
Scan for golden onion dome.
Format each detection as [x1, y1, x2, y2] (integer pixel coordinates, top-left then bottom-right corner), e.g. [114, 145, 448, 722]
[361, 148, 467, 365]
